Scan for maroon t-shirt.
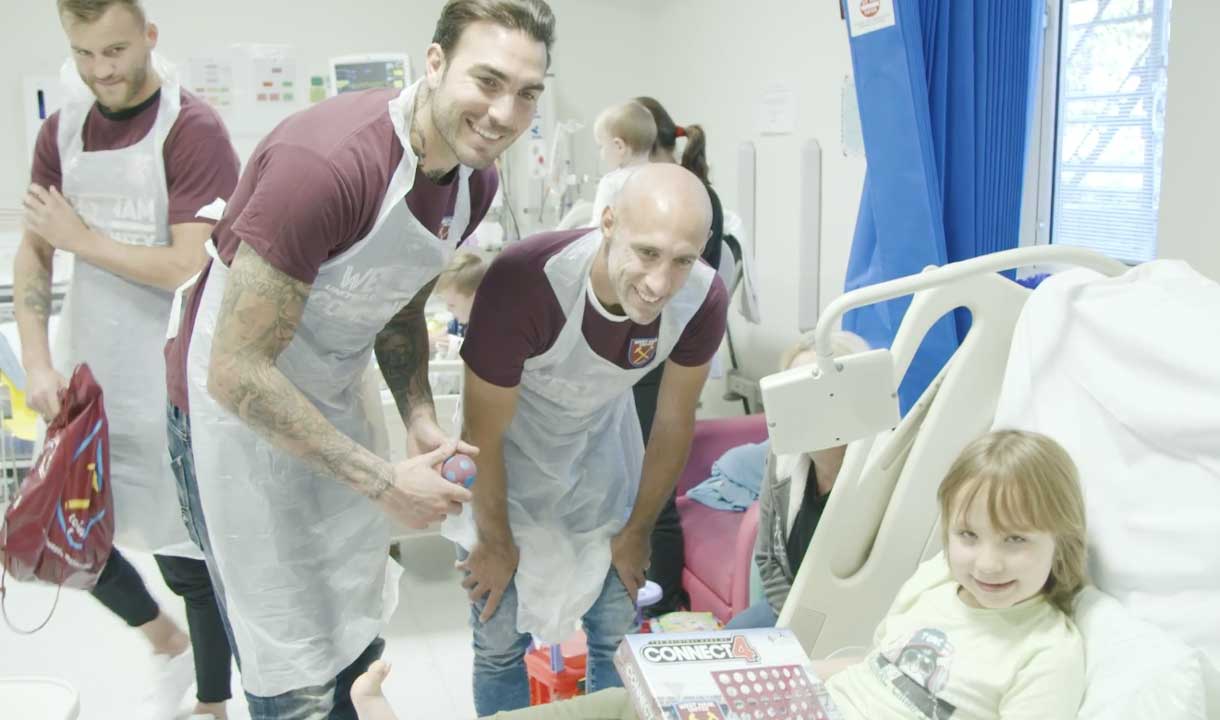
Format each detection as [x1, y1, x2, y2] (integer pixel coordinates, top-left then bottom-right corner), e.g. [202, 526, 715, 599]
[461, 229, 729, 388]
[165, 87, 498, 411]
[31, 88, 240, 225]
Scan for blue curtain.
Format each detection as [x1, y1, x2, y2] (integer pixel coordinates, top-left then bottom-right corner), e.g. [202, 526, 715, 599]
[841, 0, 1043, 412]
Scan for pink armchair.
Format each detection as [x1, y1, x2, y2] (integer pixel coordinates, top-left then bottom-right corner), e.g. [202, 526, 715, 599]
[676, 414, 769, 624]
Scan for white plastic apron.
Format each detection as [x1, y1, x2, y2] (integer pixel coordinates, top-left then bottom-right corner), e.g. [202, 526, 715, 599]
[53, 57, 199, 557]
[445, 230, 715, 642]
[185, 80, 472, 696]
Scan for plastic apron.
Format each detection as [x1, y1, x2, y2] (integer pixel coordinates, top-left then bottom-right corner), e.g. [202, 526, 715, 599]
[185, 80, 472, 697]
[445, 230, 715, 642]
[53, 59, 199, 558]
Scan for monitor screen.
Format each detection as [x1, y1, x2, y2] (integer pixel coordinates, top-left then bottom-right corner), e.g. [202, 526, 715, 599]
[334, 59, 408, 94]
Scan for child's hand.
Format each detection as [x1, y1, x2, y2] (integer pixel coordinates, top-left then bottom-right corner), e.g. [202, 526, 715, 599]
[352, 660, 397, 720]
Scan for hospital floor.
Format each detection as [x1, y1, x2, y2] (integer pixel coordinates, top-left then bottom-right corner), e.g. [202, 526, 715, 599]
[0, 533, 479, 719]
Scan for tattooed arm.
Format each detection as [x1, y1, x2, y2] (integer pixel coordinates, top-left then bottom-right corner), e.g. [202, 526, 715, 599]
[375, 280, 479, 459]
[375, 280, 438, 438]
[206, 243, 470, 527]
[23, 182, 213, 291]
[13, 229, 67, 419]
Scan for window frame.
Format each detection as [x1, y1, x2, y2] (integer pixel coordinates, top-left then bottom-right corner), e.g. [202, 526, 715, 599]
[1020, 0, 1172, 269]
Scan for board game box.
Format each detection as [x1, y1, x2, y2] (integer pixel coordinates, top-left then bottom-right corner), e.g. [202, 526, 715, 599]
[614, 628, 843, 720]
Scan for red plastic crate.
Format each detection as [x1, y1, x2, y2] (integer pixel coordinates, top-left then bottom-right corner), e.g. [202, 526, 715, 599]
[523, 615, 658, 706]
[524, 632, 587, 705]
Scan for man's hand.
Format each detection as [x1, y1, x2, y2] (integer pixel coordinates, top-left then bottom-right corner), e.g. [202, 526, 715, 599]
[22, 185, 88, 254]
[25, 365, 67, 421]
[611, 525, 652, 602]
[405, 413, 478, 459]
[457, 539, 520, 622]
[375, 443, 472, 529]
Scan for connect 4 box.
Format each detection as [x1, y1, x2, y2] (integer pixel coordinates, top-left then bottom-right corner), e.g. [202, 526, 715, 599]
[614, 628, 843, 720]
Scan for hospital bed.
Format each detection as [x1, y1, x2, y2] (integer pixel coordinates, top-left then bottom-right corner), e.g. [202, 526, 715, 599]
[762, 245, 1220, 718]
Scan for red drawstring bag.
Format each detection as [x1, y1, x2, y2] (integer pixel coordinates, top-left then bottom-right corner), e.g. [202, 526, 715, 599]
[1, 363, 114, 630]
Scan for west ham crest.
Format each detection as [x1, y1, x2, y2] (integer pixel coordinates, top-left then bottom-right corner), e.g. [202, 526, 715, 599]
[628, 337, 658, 368]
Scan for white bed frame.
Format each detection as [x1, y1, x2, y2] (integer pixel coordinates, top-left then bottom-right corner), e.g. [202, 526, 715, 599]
[775, 246, 1128, 659]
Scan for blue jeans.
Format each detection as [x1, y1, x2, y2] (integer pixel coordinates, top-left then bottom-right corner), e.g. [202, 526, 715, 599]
[460, 548, 638, 716]
[724, 598, 779, 629]
[168, 402, 384, 719]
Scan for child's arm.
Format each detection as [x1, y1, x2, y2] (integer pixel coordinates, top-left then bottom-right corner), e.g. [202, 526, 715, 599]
[809, 655, 866, 681]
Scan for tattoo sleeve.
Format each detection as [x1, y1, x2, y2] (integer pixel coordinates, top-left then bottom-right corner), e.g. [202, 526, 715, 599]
[209, 243, 393, 499]
[13, 231, 57, 371]
[21, 265, 53, 323]
[374, 278, 437, 426]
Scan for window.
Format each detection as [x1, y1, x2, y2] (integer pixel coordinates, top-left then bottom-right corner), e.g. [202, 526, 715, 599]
[1027, 0, 1173, 263]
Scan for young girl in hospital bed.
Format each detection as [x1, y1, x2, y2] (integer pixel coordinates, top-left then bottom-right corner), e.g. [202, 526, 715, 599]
[350, 429, 1088, 720]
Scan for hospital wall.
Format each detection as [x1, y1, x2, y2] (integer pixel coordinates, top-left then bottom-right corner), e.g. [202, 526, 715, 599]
[615, 0, 865, 417]
[0, 0, 862, 420]
[0, 0, 656, 215]
[1157, 0, 1220, 283]
[3, 1, 1216, 413]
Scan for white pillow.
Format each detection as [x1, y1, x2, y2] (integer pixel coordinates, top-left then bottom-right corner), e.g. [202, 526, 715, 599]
[1074, 587, 1219, 720]
[993, 262, 1220, 663]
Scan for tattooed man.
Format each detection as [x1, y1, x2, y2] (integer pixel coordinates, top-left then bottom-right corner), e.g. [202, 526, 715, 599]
[161, 1, 555, 715]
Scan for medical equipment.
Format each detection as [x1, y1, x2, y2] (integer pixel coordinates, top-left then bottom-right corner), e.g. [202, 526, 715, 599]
[761, 246, 1125, 457]
[442, 454, 476, 488]
[498, 73, 560, 238]
[539, 119, 585, 223]
[328, 53, 411, 96]
[760, 348, 898, 456]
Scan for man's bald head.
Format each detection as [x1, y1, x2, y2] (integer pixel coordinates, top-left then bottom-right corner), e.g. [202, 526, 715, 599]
[609, 163, 712, 247]
[591, 163, 713, 325]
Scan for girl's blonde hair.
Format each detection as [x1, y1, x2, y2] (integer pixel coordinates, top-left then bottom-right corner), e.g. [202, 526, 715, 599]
[435, 251, 487, 296]
[594, 101, 658, 158]
[779, 330, 870, 371]
[937, 429, 1088, 615]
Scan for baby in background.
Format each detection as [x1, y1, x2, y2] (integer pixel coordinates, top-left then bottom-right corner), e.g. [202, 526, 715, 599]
[588, 100, 657, 227]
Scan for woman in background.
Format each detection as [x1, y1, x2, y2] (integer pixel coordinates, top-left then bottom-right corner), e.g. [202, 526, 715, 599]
[631, 97, 725, 618]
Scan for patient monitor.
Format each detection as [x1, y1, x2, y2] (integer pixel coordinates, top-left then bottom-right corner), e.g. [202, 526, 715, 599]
[329, 54, 411, 96]
[761, 349, 899, 455]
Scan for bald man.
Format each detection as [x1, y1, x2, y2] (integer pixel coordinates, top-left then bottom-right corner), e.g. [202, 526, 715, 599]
[443, 164, 728, 714]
